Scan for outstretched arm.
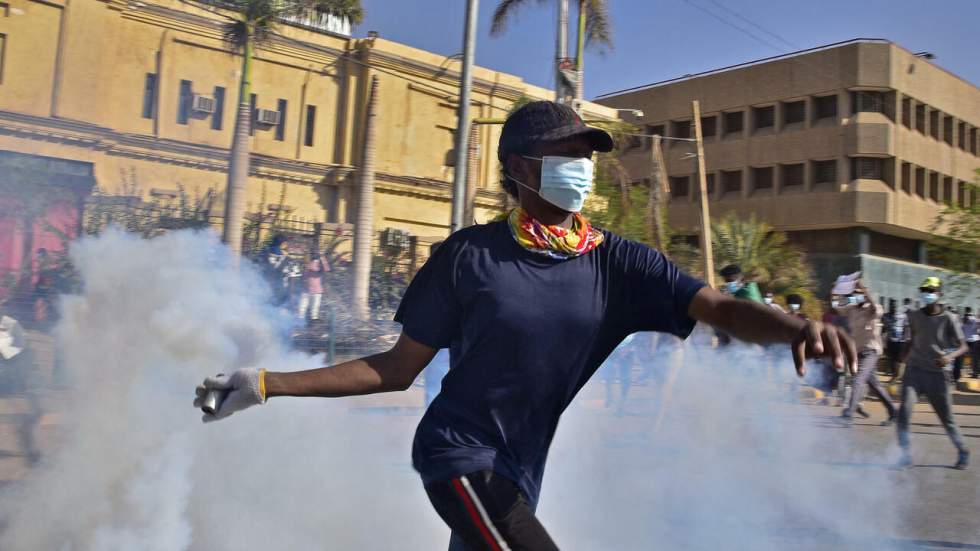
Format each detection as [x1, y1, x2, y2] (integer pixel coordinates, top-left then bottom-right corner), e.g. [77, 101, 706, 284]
[266, 332, 437, 398]
[687, 287, 857, 376]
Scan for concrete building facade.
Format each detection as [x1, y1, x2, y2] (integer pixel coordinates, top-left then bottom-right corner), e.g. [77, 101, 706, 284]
[0, 0, 615, 278]
[597, 39, 979, 307]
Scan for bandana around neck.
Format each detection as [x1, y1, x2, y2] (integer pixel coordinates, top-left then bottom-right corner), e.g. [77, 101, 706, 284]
[505, 207, 604, 260]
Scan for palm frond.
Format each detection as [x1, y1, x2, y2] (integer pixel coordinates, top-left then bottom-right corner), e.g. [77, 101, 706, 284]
[490, 0, 544, 36]
[583, 0, 613, 49]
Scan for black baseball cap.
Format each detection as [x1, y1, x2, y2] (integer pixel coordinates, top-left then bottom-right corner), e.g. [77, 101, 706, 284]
[497, 101, 614, 163]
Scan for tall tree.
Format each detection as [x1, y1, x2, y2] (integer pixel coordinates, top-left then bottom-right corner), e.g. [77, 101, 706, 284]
[490, 0, 611, 103]
[928, 172, 979, 303]
[220, 0, 364, 256]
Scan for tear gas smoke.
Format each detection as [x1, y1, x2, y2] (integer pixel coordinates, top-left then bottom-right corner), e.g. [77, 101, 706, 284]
[0, 230, 919, 549]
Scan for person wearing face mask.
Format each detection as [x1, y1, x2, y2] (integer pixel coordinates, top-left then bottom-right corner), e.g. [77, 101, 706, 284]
[952, 306, 978, 381]
[896, 277, 970, 470]
[837, 280, 896, 425]
[194, 101, 857, 550]
[720, 264, 763, 302]
[764, 292, 785, 313]
[961, 307, 980, 379]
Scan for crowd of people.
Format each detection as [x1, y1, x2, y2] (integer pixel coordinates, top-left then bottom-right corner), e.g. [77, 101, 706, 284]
[258, 234, 333, 328]
[720, 266, 975, 469]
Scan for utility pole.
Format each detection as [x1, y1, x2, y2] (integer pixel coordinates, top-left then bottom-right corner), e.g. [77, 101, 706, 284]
[691, 100, 715, 288]
[450, 0, 478, 234]
[555, 0, 569, 103]
[573, 0, 585, 102]
[646, 134, 669, 254]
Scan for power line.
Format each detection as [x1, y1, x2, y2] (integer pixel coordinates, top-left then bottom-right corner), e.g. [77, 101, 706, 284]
[703, 0, 799, 52]
[678, 0, 787, 54]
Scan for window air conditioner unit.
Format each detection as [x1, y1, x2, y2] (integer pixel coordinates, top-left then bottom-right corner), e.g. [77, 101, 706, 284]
[256, 108, 281, 126]
[191, 94, 216, 114]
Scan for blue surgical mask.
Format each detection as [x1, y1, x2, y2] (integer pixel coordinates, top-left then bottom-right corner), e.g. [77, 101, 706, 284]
[725, 281, 741, 293]
[849, 294, 864, 305]
[511, 155, 595, 213]
[763, 297, 773, 305]
[920, 292, 939, 305]
[789, 303, 801, 312]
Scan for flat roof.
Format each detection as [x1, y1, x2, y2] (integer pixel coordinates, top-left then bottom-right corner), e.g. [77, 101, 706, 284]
[595, 38, 893, 99]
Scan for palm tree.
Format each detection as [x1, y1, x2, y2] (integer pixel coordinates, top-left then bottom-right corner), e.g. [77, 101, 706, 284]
[711, 211, 814, 297]
[220, 0, 364, 257]
[491, 0, 612, 103]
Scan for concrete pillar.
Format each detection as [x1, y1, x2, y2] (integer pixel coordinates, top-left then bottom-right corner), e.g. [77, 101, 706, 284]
[803, 160, 813, 192]
[803, 97, 813, 130]
[855, 228, 871, 255]
[741, 167, 749, 199]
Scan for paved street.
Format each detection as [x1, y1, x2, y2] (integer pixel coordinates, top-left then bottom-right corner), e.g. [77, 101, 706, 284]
[1, 352, 978, 550]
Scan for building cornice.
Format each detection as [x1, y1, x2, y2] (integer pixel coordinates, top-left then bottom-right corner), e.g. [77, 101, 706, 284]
[0, 110, 506, 206]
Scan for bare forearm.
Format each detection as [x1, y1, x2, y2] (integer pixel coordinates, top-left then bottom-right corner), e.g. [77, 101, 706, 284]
[947, 343, 969, 360]
[706, 298, 806, 345]
[265, 351, 412, 398]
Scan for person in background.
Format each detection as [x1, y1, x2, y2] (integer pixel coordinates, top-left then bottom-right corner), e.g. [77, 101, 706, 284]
[896, 277, 970, 470]
[838, 279, 896, 425]
[261, 235, 292, 306]
[720, 264, 762, 302]
[786, 294, 805, 319]
[764, 292, 785, 313]
[955, 306, 979, 380]
[716, 264, 762, 346]
[881, 299, 909, 381]
[298, 250, 330, 324]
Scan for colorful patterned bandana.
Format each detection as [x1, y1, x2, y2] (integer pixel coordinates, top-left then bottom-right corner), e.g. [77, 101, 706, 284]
[505, 207, 604, 260]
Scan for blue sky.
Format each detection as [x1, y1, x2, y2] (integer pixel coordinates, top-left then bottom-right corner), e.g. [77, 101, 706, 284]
[357, 0, 980, 99]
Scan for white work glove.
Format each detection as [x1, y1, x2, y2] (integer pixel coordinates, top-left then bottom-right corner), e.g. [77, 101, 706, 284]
[194, 368, 267, 423]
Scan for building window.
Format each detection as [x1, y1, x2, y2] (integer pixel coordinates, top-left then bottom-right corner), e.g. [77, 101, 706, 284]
[915, 166, 925, 197]
[783, 101, 805, 125]
[972, 127, 978, 155]
[851, 91, 884, 113]
[275, 99, 287, 141]
[929, 172, 939, 201]
[721, 170, 742, 194]
[141, 73, 157, 119]
[958, 181, 969, 207]
[781, 163, 804, 187]
[249, 93, 257, 136]
[852, 157, 883, 180]
[700, 116, 717, 137]
[813, 95, 837, 120]
[901, 162, 912, 193]
[669, 176, 689, 198]
[929, 110, 939, 140]
[915, 104, 925, 133]
[957, 122, 967, 150]
[723, 111, 744, 136]
[813, 160, 836, 184]
[753, 106, 774, 130]
[177, 80, 192, 125]
[901, 97, 911, 129]
[211, 86, 225, 130]
[304, 105, 317, 147]
[752, 167, 774, 191]
[671, 120, 690, 140]
[943, 176, 953, 206]
[943, 116, 954, 145]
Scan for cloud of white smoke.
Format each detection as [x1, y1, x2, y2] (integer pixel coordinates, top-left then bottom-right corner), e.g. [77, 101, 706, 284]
[0, 229, 919, 550]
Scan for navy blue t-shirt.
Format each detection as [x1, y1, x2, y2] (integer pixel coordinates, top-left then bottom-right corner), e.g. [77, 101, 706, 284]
[394, 220, 704, 506]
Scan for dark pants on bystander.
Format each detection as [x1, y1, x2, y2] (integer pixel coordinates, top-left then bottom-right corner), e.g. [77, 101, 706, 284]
[845, 350, 897, 419]
[897, 368, 967, 453]
[425, 470, 560, 551]
[885, 339, 904, 378]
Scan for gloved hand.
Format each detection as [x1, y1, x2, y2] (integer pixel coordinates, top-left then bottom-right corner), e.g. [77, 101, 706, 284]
[194, 368, 267, 423]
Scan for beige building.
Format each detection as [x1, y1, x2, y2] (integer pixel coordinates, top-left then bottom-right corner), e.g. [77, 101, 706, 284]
[597, 39, 980, 305]
[0, 0, 615, 277]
